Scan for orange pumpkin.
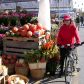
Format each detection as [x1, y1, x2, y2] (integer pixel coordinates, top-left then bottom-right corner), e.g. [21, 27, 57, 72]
[26, 31, 32, 37]
[12, 27, 18, 33]
[29, 24, 37, 33]
[23, 24, 29, 31]
[37, 23, 43, 30]
[20, 29, 27, 37]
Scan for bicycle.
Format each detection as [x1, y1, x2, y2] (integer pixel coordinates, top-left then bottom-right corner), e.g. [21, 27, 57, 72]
[60, 42, 84, 84]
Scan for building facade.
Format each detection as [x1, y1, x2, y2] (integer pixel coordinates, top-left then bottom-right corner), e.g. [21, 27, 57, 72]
[0, 0, 74, 16]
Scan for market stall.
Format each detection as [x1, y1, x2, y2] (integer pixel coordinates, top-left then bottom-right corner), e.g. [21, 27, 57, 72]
[0, 0, 60, 84]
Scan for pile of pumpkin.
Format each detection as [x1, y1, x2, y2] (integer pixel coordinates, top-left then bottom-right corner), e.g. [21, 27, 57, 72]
[5, 23, 46, 38]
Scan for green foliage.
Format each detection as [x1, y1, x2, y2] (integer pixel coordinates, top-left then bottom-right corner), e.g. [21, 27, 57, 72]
[24, 50, 43, 63]
[2, 17, 9, 26]
[10, 16, 18, 26]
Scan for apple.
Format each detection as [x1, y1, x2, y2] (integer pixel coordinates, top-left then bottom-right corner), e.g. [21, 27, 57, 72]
[2, 54, 6, 59]
[7, 55, 12, 60]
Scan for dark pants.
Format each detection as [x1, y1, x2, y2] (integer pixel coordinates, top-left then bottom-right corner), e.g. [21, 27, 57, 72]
[59, 48, 73, 74]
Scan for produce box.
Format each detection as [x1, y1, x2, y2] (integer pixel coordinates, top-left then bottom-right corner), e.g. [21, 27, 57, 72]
[3, 35, 46, 57]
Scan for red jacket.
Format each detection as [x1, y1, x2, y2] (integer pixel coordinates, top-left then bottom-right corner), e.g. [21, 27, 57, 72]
[57, 23, 80, 45]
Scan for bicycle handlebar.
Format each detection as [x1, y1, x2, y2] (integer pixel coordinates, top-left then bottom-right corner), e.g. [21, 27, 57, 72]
[74, 41, 84, 47]
[58, 41, 84, 48]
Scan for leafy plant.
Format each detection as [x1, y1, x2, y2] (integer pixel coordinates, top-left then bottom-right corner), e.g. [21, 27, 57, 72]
[10, 16, 18, 26]
[24, 49, 45, 63]
[2, 16, 9, 26]
[24, 40, 60, 63]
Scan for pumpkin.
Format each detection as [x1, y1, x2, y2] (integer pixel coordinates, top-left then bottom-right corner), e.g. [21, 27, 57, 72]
[29, 24, 37, 33]
[20, 29, 27, 37]
[26, 31, 32, 37]
[23, 24, 29, 31]
[37, 23, 43, 30]
[12, 27, 18, 33]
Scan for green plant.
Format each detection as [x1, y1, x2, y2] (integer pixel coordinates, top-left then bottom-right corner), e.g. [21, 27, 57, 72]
[10, 16, 18, 26]
[24, 40, 60, 63]
[24, 49, 46, 63]
[2, 16, 9, 26]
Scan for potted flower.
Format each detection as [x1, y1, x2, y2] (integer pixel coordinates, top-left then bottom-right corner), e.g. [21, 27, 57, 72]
[24, 39, 60, 78]
[41, 40, 60, 76]
[24, 49, 46, 79]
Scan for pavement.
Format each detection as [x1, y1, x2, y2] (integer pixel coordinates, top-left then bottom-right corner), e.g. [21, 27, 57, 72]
[77, 27, 84, 84]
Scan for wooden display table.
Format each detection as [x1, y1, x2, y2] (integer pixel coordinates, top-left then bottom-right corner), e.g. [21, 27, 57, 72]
[3, 35, 46, 57]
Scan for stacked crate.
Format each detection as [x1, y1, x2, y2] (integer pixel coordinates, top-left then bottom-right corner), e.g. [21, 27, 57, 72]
[3, 35, 46, 57]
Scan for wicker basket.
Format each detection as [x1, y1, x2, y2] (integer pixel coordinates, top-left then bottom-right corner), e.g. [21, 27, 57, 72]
[29, 62, 46, 79]
[7, 74, 29, 84]
[30, 69, 46, 79]
[15, 66, 29, 76]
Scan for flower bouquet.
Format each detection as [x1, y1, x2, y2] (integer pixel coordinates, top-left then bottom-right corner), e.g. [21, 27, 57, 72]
[41, 40, 60, 76]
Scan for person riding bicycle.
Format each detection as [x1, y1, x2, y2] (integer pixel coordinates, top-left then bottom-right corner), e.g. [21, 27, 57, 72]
[57, 14, 81, 76]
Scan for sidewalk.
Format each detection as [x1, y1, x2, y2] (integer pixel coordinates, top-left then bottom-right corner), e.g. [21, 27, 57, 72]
[29, 71, 79, 84]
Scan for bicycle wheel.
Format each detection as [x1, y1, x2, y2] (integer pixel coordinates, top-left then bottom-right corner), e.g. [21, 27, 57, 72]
[65, 56, 74, 84]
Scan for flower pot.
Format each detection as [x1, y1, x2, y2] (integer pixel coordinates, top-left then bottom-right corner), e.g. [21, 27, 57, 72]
[29, 62, 46, 69]
[28, 62, 46, 79]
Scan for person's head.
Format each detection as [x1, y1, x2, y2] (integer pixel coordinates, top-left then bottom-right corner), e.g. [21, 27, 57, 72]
[63, 14, 72, 25]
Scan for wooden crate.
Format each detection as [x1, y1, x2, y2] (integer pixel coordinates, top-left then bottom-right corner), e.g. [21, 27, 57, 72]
[3, 35, 46, 57]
